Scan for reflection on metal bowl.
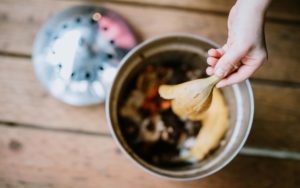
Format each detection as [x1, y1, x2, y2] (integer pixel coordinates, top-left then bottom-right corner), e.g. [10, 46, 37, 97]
[32, 5, 138, 105]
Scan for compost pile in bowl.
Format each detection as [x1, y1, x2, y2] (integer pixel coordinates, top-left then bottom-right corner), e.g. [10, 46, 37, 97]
[119, 63, 228, 168]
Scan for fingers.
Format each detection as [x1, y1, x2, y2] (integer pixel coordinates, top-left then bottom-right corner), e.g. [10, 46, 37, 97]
[206, 46, 227, 75]
[214, 45, 248, 78]
[215, 50, 267, 88]
[207, 57, 218, 66]
[208, 48, 224, 58]
[207, 47, 225, 66]
[216, 64, 257, 88]
[206, 66, 214, 75]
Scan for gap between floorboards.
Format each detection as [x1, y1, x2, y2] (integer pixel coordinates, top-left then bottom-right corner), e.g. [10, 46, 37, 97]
[0, 120, 299, 161]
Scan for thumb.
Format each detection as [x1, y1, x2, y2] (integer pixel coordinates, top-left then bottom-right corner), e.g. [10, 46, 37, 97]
[214, 45, 248, 78]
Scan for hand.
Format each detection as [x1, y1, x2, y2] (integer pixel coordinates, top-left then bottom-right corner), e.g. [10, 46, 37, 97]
[206, 0, 270, 88]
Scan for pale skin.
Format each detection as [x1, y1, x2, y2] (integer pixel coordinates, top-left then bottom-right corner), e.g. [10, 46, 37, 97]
[206, 0, 272, 88]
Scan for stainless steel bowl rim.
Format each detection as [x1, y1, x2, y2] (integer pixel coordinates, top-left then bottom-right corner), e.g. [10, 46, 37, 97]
[106, 33, 254, 181]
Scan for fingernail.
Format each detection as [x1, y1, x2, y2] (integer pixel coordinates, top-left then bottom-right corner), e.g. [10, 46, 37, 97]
[206, 67, 213, 75]
[207, 57, 213, 65]
[208, 49, 214, 55]
[215, 68, 225, 77]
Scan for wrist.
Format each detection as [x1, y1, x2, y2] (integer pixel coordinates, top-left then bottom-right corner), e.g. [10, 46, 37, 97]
[235, 0, 271, 15]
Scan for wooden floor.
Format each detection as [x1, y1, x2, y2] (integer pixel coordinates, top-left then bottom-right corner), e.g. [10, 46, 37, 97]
[0, 0, 299, 187]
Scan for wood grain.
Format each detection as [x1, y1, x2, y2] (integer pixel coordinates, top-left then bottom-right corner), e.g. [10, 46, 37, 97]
[1, 55, 300, 152]
[0, 56, 107, 134]
[114, 0, 300, 22]
[248, 83, 300, 151]
[0, 0, 299, 83]
[0, 125, 299, 188]
[0, 0, 299, 187]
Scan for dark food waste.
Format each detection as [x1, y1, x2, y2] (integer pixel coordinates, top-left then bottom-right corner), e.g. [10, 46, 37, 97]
[119, 63, 208, 167]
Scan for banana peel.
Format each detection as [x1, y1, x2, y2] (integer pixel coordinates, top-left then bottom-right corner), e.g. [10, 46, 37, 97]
[189, 88, 229, 160]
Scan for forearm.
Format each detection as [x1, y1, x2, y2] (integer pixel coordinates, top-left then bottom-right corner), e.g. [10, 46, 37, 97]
[235, 0, 272, 16]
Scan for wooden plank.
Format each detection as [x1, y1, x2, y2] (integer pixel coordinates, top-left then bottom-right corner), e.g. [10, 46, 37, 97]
[248, 83, 300, 151]
[0, 56, 107, 134]
[0, 125, 299, 188]
[114, 0, 300, 22]
[1, 56, 300, 152]
[0, 0, 299, 83]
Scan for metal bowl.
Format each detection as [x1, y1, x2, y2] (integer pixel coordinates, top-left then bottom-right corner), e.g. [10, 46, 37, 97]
[106, 34, 254, 180]
[32, 5, 138, 105]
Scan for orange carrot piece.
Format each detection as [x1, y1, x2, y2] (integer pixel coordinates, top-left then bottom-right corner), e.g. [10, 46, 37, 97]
[160, 100, 171, 110]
